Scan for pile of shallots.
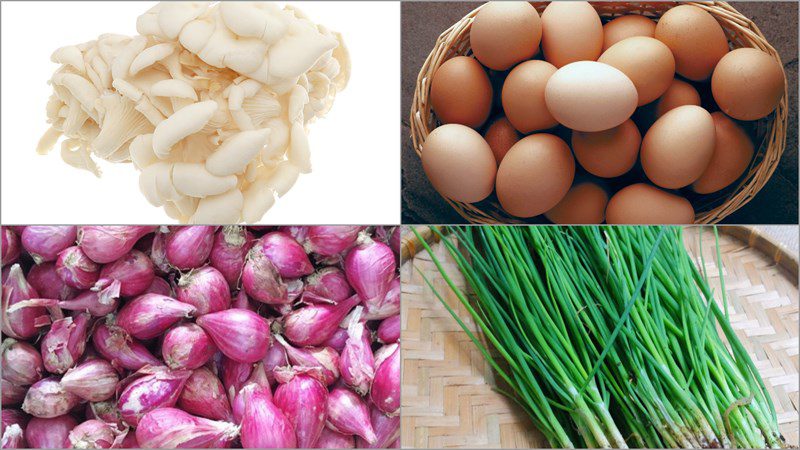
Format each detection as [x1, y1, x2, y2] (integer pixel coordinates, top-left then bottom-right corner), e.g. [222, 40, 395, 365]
[1, 225, 400, 448]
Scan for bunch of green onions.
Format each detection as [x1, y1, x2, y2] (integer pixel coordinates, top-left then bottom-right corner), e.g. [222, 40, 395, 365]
[414, 226, 783, 449]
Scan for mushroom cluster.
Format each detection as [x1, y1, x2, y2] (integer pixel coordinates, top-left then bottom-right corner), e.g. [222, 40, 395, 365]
[37, 1, 350, 223]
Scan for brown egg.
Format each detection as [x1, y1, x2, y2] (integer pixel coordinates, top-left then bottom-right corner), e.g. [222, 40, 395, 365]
[572, 120, 641, 178]
[484, 117, 521, 165]
[421, 124, 497, 203]
[545, 61, 638, 132]
[711, 48, 785, 121]
[541, 2, 603, 68]
[496, 134, 575, 217]
[545, 182, 608, 224]
[692, 112, 754, 194]
[606, 184, 694, 224]
[641, 105, 715, 189]
[654, 5, 729, 81]
[470, 1, 542, 71]
[502, 60, 558, 133]
[430, 56, 493, 129]
[603, 15, 656, 51]
[655, 79, 701, 118]
[598, 37, 675, 106]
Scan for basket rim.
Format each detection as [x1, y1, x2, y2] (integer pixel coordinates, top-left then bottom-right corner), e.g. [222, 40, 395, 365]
[409, 1, 790, 225]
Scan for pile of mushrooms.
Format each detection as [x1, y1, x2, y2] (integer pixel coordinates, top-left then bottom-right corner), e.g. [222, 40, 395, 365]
[37, 1, 350, 223]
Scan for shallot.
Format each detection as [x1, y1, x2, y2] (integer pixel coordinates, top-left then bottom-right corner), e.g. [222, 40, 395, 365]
[327, 387, 378, 444]
[251, 232, 314, 278]
[316, 427, 356, 448]
[55, 245, 99, 289]
[162, 323, 217, 370]
[377, 315, 400, 344]
[2, 265, 48, 339]
[340, 307, 375, 395]
[197, 309, 271, 363]
[60, 359, 119, 402]
[283, 294, 360, 347]
[27, 262, 77, 301]
[210, 226, 253, 287]
[39, 313, 90, 374]
[305, 226, 363, 256]
[240, 388, 297, 448]
[136, 408, 240, 448]
[115, 293, 196, 340]
[117, 366, 192, 426]
[1, 228, 21, 267]
[370, 344, 400, 416]
[1, 338, 44, 386]
[92, 323, 161, 371]
[276, 335, 340, 386]
[344, 233, 396, 305]
[78, 226, 156, 264]
[274, 367, 329, 447]
[241, 248, 289, 306]
[178, 367, 233, 422]
[165, 226, 216, 270]
[25, 415, 76, 449]
[22, 377, 80, 418]
[67, 420, 117, 449]
[1, 409, 28, 449]
[176, 266, 232, 315]
[56, 280, 121, 316]
[97, 250, 155, 297]
[20, 226, 77, 264]
[305, 267, 354, 303]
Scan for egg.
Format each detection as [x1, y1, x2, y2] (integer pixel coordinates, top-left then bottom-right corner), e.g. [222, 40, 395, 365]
[655, 79, 701, 118]
[430, 56, 493, 128]
[640, 105, 715, 189]
[496, 134, 575, 217]
[598, 37, 675, 106]
[541, 2, 603, 68]
[606, 184, 694, 224]
[483, 116, 520, 165]
[711, 48, 785, 121]
[470, 1, 542, 71]
[421, 124, 497, 203]
[502, 60, 558, 133]
[602, 15, 656, 51]
[692, 112, 754, 194]
[545, 182, 608, 224]
[654, 5, 729, 81]
[545, 61, 638, 132]
[572, 119, 641, 178]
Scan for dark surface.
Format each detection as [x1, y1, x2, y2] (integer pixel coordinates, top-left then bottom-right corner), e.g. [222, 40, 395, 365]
[401, 1, 798, 225]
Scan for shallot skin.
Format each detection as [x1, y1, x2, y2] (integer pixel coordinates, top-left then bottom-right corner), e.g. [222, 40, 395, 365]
[1, 338, 44, 386]
[78, 226, 156, 264]
[55, 245, 99, 289]
[2, 265, 47, 340]
[1, 228, 21, 267]
[274, 368, 329, 448]
[370, 344, 401, 416]
[326, 387, 378, 444]
[176, 266, 232, 315]
[68, 419, 116, 449]
[179, 367, 233, 421]
[253, 232, 314, 278]
[162, 323, 217, 370]
[25, 415, 76, 449]
[136, 407, 239, 448]
[60, 359, 119, 402]
[117, 366, 192, 426]
[210, 226, 253, 287]
[115, 293, 196, 340]
[166, 226, 216, 270]
[197, 309, 271, 363]
[21, 377, 80, 418]
[240, 389, 297, 448]
[27, 262, 77, 301]
[344, 234, 396, 305]
[20, 226, 77, 264]
[97, 250, 155, 297]
[316, 427, 356, 448]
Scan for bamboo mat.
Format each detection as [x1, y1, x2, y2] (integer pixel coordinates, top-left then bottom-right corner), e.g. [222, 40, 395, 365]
[400, 226, 799, 448]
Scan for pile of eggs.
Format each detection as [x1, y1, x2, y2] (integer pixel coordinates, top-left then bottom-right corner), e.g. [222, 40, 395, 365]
[420, 1, 785, 224]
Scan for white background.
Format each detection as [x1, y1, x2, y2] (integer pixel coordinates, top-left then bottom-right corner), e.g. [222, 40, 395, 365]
[1, 1, 400, 225]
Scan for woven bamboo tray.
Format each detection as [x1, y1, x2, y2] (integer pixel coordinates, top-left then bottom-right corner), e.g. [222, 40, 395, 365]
[409, 2, 789, 225]
[400, 226, 799, 448]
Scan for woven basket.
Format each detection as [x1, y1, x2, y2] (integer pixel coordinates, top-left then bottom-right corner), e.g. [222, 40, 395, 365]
[400, 226, 799, 448]
[409, 2, 789, 225]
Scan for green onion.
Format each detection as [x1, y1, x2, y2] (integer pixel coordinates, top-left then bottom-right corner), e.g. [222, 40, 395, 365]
[413, 225, 783, 449]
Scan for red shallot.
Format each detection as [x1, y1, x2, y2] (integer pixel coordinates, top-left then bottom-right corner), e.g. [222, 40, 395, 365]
[55, 245, 99, 289]
[165, 226, 216, 270]
[197, 309, 271, 363]
[274, 366, 329, 448]
[326, 387, 377, 444]
[67, 419, 117, 449]
[176, 266, 232, 315]
[305, 267, 354, 303]
[275, 335, 340, 386]
[60, 359, 119, 402]
[240, 388, 296, 448]
[323, 327, 350, 354]
[370, 344, 400, 416]
[115, 293, 196, 340]
[117, 366, 192, 426]
[357, 405, 400, 448]
[1, 409, 28, 449]
[20, 226, 77, 264]
[1, 338, 43, 386]
[316, 427, 356, 448]
[340, 308, 375, 395]
[283, 294, 360, 347]
[363, 277, 400, 321]
[2, 265, 48, 339]
[178, 366, 233, 421]
[252, 232, 314, 278]
[241, 248, 289, 306]
[39, 313, 90, 374]
[210, 226, 253, 287]
[162, 322, 217, 370]
[344, 233, 396, 306]
[262, 339, 288, 386]
[24, 415, 76, 449]
[136, 407, 239, 448]
[377, 314, 400, 344]
[2, 380, 27, 406]
[78, 226, 156, 264]
[27, 262, 77, 301]
[305, 226, 363, 256]
[222, 356, 255, 402]
[97, 250, 155, 297]
[144, 276, 172, 296]
[92, 323, 161, 371]
[1, 228, 21, 267]
[21, 377, 80, 418]
[57, 279, 121, 316]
